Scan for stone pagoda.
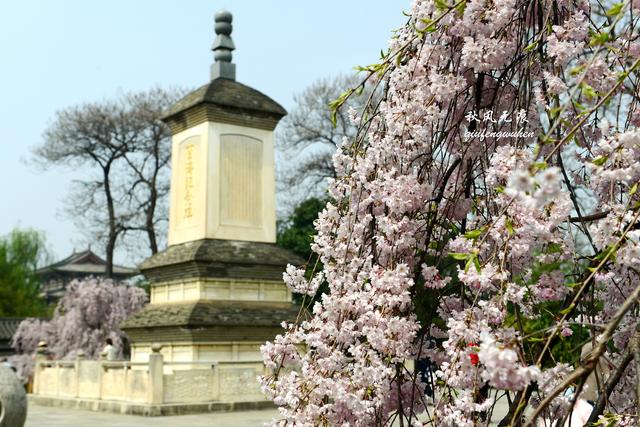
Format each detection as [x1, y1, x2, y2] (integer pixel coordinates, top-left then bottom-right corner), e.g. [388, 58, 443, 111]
[122, 10, 302, 365]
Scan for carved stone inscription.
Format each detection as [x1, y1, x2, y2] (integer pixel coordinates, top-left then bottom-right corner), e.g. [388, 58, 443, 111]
[220, 134, 262, 227]
[177, 136, 201, 228]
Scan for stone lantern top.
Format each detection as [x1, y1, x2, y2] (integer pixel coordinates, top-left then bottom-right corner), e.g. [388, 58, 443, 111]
[211, 9, 236, 81]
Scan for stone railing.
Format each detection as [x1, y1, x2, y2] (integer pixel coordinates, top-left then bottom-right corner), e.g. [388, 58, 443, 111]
[32, 345, 267, 407]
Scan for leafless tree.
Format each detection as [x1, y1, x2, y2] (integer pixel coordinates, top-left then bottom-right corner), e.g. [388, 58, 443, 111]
[276, 74, 376, 214]
[33, 87, 183, 276]
[117, 89, 178, 255]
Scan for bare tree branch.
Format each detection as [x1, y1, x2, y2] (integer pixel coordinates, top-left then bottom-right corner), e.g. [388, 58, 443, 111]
[32, 87, 184, 274]
[276, 74, 378, 212]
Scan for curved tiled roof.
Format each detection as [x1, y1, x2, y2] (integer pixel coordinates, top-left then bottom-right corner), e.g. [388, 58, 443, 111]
[35, 250, 138, 277]
[164, 78, 287, 120]
[0, 318, 24, 341]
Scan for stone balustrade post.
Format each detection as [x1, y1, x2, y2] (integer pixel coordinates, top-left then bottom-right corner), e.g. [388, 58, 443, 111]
[147, 343, 164, 405]
[32, 341, 48, 395]
[212, 362, 220, 400]
[75, 351, 85, 398]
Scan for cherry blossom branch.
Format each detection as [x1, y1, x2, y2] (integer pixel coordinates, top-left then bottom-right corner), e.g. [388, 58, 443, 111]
[586, 342, 635, 425]
[568, 211, 611, 222]
[535, 208, 640, 367]
[543, 55, 640, 163]
[540, 3, 637, 161]
[524, 283, 640, 427]
[505, 207, 640, 425]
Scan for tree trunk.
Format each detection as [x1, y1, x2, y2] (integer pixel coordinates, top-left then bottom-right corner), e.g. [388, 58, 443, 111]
[103, 164, 116, 278]
[633, 332, 640, 422]
[146, 185, 158, 254]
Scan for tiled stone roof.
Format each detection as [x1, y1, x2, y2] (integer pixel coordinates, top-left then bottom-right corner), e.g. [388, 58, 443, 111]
[164, 78, 286, 121]
[121, 301, 298, 329]
[138, 239, 305, 282]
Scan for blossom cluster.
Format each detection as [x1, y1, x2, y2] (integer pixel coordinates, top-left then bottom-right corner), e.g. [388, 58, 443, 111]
[262, 0, 640, 425]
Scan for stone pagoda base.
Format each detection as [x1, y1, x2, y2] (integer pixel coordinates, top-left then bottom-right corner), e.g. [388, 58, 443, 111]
[122, 238, 302, 364]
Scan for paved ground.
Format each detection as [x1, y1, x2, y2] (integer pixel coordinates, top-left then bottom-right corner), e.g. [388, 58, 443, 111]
[25, 403, 280, 427]
[25, 397, 518, 426]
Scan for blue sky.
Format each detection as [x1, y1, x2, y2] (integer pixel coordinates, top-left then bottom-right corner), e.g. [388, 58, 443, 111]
[0, 0, 408, 265]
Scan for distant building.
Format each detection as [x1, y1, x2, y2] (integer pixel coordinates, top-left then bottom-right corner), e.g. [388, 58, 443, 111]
[36, 249, 138, 304]
[0, 318, 24, 357]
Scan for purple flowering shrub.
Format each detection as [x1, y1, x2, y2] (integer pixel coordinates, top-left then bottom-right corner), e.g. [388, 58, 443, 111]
[10, 277, 147, 379]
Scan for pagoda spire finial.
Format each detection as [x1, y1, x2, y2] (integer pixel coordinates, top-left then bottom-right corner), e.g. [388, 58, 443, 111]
[210, 10, 236, 80]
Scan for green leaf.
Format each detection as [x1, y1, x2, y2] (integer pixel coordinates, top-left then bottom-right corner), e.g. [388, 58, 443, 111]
[354, 63, 383, 73]
[546, 243, 562, 254]
[559, 304, 575, 315]
[593, 244, 617, 264]
[548, 106, 563, 119]
[450, 252, 469, 261]
[592, 156, 607, 166]
[630, 183, 638, 196]
[570, 64, 586, 76]
[455, 0, 467, 15]
[594, 413, 626, 427]
[435, 0, 449, 11]
[416, 16, 441, 35]
[533, 161, 548, 171]
[606, 2, 624, 16]
[472, 254, 481, 272]
[524, 40, 538, 52]
[617, 70, 630, 83]
[395, 53, 403, 67]
[463, 229, 483, 239]
[328, 88, 354, 127]
[464, 254, 481, 273]
[539, 135, 556, 145]
[420, 17, 435, 27]
[505, 218, 515, 236]
[575, 102, 590, 117]
[589, 31, 610, 47]
[580, 83, 597, 99]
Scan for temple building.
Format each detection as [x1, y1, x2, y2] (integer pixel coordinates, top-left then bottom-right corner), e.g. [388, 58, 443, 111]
[0, 318, 24, 357]
[121, 10, 303, 365]
[36, 249, 138, 303]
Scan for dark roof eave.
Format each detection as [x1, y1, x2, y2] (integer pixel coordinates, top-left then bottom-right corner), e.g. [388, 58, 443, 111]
[138, 238, 305, 272]
[121, 300, 298, 330]
[162, 78, 287, 122]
